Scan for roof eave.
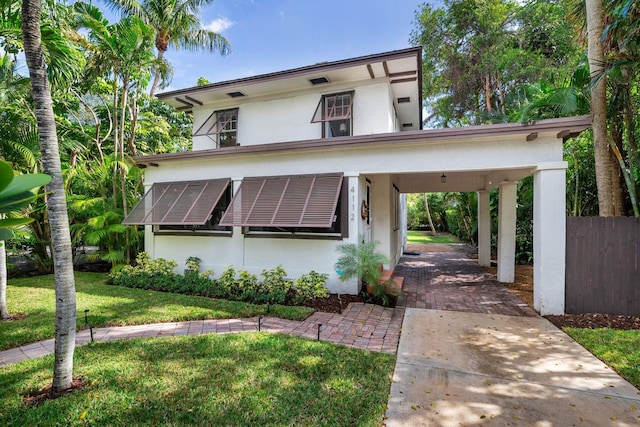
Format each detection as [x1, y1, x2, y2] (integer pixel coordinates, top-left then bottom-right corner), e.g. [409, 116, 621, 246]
[134, 115, 592, 167]
[156, 47, 423, 102]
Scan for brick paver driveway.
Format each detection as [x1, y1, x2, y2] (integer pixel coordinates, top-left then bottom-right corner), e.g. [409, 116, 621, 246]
[395, 245, 536, 317]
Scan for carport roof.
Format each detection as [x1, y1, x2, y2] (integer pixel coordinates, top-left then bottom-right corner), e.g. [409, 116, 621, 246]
[134, 115, 591, 167]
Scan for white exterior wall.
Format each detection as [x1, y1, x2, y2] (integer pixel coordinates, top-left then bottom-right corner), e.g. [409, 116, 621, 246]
[143, 129, 565, 295]
[191, 81, 393, 150]
[369, 175, 403, 268]
[371, 175, 392, 269]
[149, 135, 562, 184]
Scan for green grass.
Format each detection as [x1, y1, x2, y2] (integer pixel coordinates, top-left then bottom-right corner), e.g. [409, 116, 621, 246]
[0, 333, 395, 426]
[2, 272, 313, 351]
[407, 230, 459, 245]
[563, 328, 640, 389]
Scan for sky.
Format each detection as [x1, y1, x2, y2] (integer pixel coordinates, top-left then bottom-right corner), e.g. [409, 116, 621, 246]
[154, 0, 435, 92]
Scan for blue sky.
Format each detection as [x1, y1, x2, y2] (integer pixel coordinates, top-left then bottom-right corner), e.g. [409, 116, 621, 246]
[160, 0, 433, 91]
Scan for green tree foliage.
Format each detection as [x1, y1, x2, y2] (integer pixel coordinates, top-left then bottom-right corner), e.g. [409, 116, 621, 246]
[104, 0, 231, 95]
[410, 0, 582, 126]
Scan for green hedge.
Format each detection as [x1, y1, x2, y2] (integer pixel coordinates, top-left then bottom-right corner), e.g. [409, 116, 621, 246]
[110, 253, 330, 305]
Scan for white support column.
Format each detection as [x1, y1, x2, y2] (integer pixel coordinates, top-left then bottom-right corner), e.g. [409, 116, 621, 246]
[534, 162, 567, 315]
[497, 181, 517, 283]
[477, 190, 491, 267]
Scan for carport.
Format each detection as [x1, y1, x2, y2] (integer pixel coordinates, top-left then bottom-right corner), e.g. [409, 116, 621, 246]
[360, 115, 591, 315]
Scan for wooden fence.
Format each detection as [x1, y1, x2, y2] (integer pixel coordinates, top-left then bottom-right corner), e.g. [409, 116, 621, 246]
[566, 217, 640, 316]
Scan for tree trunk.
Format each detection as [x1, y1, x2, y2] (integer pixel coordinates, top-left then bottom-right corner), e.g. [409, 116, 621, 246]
[484, 75, 492, 112]
[586, 0, 620, 216]
[22, 0, 77, 392]
[150, 49, 166, 97]
[423, 193, 436, 236]
[0, 241, 9, 319]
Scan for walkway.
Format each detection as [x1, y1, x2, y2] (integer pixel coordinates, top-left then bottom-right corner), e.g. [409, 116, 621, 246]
[396, 245, 537, 316]
[385, 309, 640, 426]
[0, 302, 403, 366]
[385, 244, 640, 426]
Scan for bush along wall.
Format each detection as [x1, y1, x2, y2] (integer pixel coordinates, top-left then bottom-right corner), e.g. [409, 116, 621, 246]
[110, 253, 330, 305]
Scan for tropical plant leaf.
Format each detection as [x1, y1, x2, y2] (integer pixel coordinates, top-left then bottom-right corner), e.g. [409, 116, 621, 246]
[0, 217, 34, 228]
[0, 173, 51, 199]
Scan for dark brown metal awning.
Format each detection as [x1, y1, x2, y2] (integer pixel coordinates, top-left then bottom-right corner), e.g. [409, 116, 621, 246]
[219, 173, 343, 227]
[123, 179, 230, 225]
[311, 92, 353, 123]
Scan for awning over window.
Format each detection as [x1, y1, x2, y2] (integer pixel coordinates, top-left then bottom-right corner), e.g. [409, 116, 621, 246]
[193, 109, 238, 137]
[311, 92, 353, 123]
[123, 179, 230, 225]
[219, 173, 343, 227]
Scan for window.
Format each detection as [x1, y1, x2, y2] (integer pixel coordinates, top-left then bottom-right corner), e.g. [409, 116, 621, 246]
[123, 179, 232, 234]
[219, 173, 346, 238]
[158, 184, 232, 233]
[311, 92, 353, 138]
[193, 108, 239, 148]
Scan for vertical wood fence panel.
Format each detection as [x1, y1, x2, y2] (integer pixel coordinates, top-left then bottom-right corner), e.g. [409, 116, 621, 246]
[566, 217, 640, 316]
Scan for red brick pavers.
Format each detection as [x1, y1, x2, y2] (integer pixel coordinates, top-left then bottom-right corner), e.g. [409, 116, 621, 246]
[396, 249, 537, 317]
[0, 303, 403, 367]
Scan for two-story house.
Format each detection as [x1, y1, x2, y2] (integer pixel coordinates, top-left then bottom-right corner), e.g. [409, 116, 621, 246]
[124, 47, 590, 315]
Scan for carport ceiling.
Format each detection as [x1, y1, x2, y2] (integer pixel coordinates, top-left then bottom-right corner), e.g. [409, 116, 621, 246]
[390, 167, 535, 193]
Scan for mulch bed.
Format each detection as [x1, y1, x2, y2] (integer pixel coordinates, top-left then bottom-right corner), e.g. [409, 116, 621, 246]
[545, 313, 640, 330]
[296, 293, 395, 313]
[23, 377, 87, 407]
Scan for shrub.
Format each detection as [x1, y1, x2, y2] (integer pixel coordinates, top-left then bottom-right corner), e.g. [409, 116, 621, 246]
[237, 270, 259, 301]
[110, 252, 179, 290]
[217, 266, 237, 298]
[256, 265, 291, 304]
[293, 271, 329, 303]
[185, 256, 202, 272]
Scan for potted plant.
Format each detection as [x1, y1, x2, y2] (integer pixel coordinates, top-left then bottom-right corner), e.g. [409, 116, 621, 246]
[335, 237, 388, 294]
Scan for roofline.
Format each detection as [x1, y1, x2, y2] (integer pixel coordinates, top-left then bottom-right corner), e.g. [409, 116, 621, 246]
[134, 115, 592, 166]
[156, 47, 423, 101]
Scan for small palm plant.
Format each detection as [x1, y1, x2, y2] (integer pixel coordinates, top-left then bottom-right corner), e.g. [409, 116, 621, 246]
[335, 237, 388, 292]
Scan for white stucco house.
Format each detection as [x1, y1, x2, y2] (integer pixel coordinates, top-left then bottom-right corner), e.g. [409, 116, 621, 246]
[124, 47, 591, 315]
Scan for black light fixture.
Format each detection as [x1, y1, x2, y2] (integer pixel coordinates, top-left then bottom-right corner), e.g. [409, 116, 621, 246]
[441, 173, 447, 183]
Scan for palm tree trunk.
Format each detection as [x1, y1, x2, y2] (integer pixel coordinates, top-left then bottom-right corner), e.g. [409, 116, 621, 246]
[150, 49, 166, 97]
[0, 241, 9, 319]
[586, 0, 619, 216]
[22, 0, 76, 392]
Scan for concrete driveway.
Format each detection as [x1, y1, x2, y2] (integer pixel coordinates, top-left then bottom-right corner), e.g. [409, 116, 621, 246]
[385, 309, 640, 426]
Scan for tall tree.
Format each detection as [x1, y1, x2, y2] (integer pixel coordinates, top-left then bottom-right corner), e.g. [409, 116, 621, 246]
[586, 0, 624, 216]
[22, 0, 77, 392]
[106, 0, 230, 96]
[411, 0, 581, 127]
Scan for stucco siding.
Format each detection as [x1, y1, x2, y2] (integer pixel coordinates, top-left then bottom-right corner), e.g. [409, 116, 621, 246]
[191, 81, 394, 151]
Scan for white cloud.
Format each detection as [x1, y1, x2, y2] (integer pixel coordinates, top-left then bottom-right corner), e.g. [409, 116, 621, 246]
[203, 17, 234, 33]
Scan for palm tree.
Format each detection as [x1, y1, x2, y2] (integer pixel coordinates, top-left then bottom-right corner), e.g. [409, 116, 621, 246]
[585, 0, 623, 216]
[106, 0, 230, 96]
[21, 0, 77, 393]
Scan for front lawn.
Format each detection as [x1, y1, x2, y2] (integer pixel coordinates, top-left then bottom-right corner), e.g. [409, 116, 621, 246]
[407, 230, 459, 245]
[0, 333, 395, 426]
[2, 272, 313, 351]
[563, 328, 640, 389]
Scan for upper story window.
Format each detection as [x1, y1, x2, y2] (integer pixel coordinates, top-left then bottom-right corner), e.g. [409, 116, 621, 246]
[193, 108, 239, 148]
[311, 91, 353, 138]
